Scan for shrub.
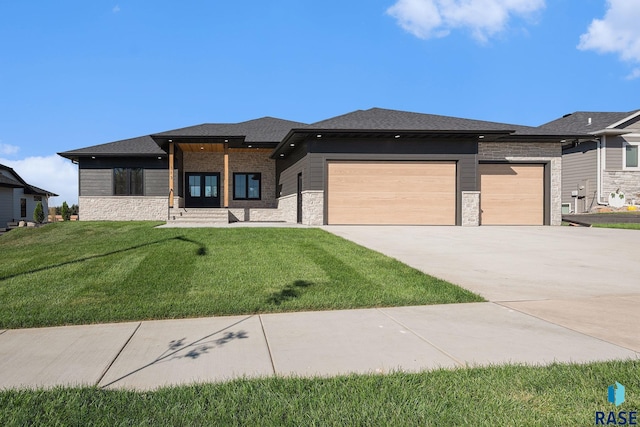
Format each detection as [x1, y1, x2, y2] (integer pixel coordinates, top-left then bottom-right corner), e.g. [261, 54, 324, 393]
[61, 202, 70, 221]
[33, 202, 45, 224]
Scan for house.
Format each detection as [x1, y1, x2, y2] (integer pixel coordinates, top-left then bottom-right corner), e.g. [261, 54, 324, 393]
[0, 164, 58, 227]
[540, 110, 640, 213]
[58, 108, 587, 226]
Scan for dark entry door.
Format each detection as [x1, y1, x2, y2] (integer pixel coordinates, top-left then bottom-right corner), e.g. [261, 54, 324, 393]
[185, 173, 220, 208]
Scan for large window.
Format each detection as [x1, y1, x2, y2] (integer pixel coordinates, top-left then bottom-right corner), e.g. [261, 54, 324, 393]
[20, 198, 26, 217]
[114, 168, 143, 195]
[625, 143, 639, 168]
[233, 173, 261, 200]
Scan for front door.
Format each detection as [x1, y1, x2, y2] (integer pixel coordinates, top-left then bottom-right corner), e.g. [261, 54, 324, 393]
[185, 173, 220, 208]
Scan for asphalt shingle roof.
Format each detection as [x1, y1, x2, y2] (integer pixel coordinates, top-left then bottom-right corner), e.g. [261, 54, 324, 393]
[58, 135, 166, 158]
[538, 110, 640, 134]
[305, 108, 565, 136]
[0, 164, 58, 195]
[0, 174, 23, 188]
[154, 117, 307, 142]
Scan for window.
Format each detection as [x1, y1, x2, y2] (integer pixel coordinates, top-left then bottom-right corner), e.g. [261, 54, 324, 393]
[20, 198, 26, 217]
[625, 143, 639, 168]
[114, 168, 143, 195]
[34, 196, 42, 202]
[233, 173, 261, 200]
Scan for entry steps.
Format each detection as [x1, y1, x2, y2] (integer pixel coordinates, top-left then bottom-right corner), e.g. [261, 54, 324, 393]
[168, 208, 229, 223]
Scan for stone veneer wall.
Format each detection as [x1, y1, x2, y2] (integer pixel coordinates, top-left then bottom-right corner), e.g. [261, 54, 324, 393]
[478, 142, 562, 225]
[461, 191, 480, 226]
[79, 196, 179, 221]
[301, 191, 324, 226]
[277, 194, 298, 224]
[603, 171, 640, 203]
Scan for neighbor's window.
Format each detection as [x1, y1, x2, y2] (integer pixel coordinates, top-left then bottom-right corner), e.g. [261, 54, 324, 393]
[233, 173, 261, 200]
[114, 168, 143, 195]
[20, 198, 26, 217]
[34, 196, 42, 202]
[625, 143, 638, 168]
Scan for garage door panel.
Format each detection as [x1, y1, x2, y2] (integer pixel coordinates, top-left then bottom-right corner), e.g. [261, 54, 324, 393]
[327, 161, 456, 225]
[479, 164, 544, 225]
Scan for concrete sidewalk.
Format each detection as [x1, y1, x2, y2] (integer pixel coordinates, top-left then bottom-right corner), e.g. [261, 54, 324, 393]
[1, 303, 637, 391]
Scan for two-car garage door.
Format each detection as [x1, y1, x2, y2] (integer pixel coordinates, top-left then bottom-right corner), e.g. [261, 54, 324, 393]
[327, 161, 545, 225]
[327, 161, 457, 225]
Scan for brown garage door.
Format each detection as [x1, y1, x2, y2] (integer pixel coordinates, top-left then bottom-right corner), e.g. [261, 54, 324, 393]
[327, 161, 457, 225]
[479, 163, 544, 225]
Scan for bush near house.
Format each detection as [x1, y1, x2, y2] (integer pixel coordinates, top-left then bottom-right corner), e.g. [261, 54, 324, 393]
[33, 202, 44, 224]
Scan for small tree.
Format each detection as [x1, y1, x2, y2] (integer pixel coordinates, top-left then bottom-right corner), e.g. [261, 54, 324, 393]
[70, 204, 79, 216]
[61, 201, 71, 221]
[33, 201, 45, 224]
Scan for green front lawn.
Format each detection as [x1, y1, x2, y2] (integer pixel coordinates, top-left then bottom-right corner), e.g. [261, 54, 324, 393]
[593, 223, 640, 230]
[1, 360, 637, 426]
[0, 222, 482, 328]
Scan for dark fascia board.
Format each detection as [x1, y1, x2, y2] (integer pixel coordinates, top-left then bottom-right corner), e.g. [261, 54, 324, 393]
[58, 152, 166, 163]
[151, 135, 278, 151]
[270, 129, 516, 158]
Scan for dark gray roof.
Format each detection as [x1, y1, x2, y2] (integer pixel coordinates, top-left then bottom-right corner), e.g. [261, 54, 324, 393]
[154, 117, 306, 142]
[0, 164, 58, 196]
[305, 108, 564, 136]
[539, 110, 640, 133]
[58, 135, 166, 160]
[0, 173, 23, 188]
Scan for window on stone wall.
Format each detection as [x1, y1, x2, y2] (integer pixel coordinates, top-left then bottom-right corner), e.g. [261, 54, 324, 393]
[20, 198, 26, 217]
[114, 168, 144, 195]
[233, 173, 261, 200]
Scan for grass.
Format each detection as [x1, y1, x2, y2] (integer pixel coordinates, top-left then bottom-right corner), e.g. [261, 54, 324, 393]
[1, 360, 637, 426]
[592, 223, 640, 230]
[0, 222, 482, 328]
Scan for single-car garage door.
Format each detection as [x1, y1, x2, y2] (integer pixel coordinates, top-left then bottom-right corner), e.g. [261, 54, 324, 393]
[327, 161, 456, 225]
[479, 163, 544, 225]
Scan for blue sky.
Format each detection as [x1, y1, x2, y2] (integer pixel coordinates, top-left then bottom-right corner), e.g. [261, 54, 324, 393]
[1, 0, 640, 205]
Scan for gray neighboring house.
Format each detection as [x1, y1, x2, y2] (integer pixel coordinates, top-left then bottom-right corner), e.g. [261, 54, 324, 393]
[540, 110, 640, 213]
[0, 164, 57, 227]
[58, 108, 586, 226]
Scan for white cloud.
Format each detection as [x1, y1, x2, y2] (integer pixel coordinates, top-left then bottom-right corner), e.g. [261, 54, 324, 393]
[112, 5, 121, 13]
[0, 142, 20, 156]
[387, 0, 546, 42]
[578, 0, 640, 65]
[626, 68, 640, 80]
[0, 155, 78, 206]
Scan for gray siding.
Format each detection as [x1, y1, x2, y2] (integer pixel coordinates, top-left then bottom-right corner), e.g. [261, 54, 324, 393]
[145, 169, 177, 197]
[278, 156, 307, 197]
[562, 141, 597, 212]
[78, 157, 171, 197]
[606, 136, 624, 171]
[80, 169, 112, 196]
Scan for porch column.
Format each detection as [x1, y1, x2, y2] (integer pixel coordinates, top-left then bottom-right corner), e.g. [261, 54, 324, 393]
[168, 140, 174, 208]
[224, 142, 229, 207]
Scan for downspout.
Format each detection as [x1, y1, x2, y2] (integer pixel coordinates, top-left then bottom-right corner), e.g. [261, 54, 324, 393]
[596, 135, 608, 205]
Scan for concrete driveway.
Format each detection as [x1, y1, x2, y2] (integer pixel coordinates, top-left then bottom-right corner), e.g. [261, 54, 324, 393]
[323, 226, 640, 353]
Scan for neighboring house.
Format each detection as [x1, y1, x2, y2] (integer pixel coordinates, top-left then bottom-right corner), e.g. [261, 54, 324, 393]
[540, 110, 640, 213]
[58, 108, 586, 226]
[0, 164, 58, 226]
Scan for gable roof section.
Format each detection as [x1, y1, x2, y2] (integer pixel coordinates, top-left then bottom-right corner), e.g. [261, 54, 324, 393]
[0, 173, 23, 188]
[0, 164, 58, 196]
[539, 110, 640, 134]
[153, 117, 307, 143]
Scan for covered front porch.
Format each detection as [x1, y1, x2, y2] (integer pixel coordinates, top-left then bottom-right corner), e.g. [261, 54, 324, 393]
[158, 138, 283, 223]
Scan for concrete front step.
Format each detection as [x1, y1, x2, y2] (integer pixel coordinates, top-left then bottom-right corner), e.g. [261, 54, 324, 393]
[168, 208, 229, 223]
